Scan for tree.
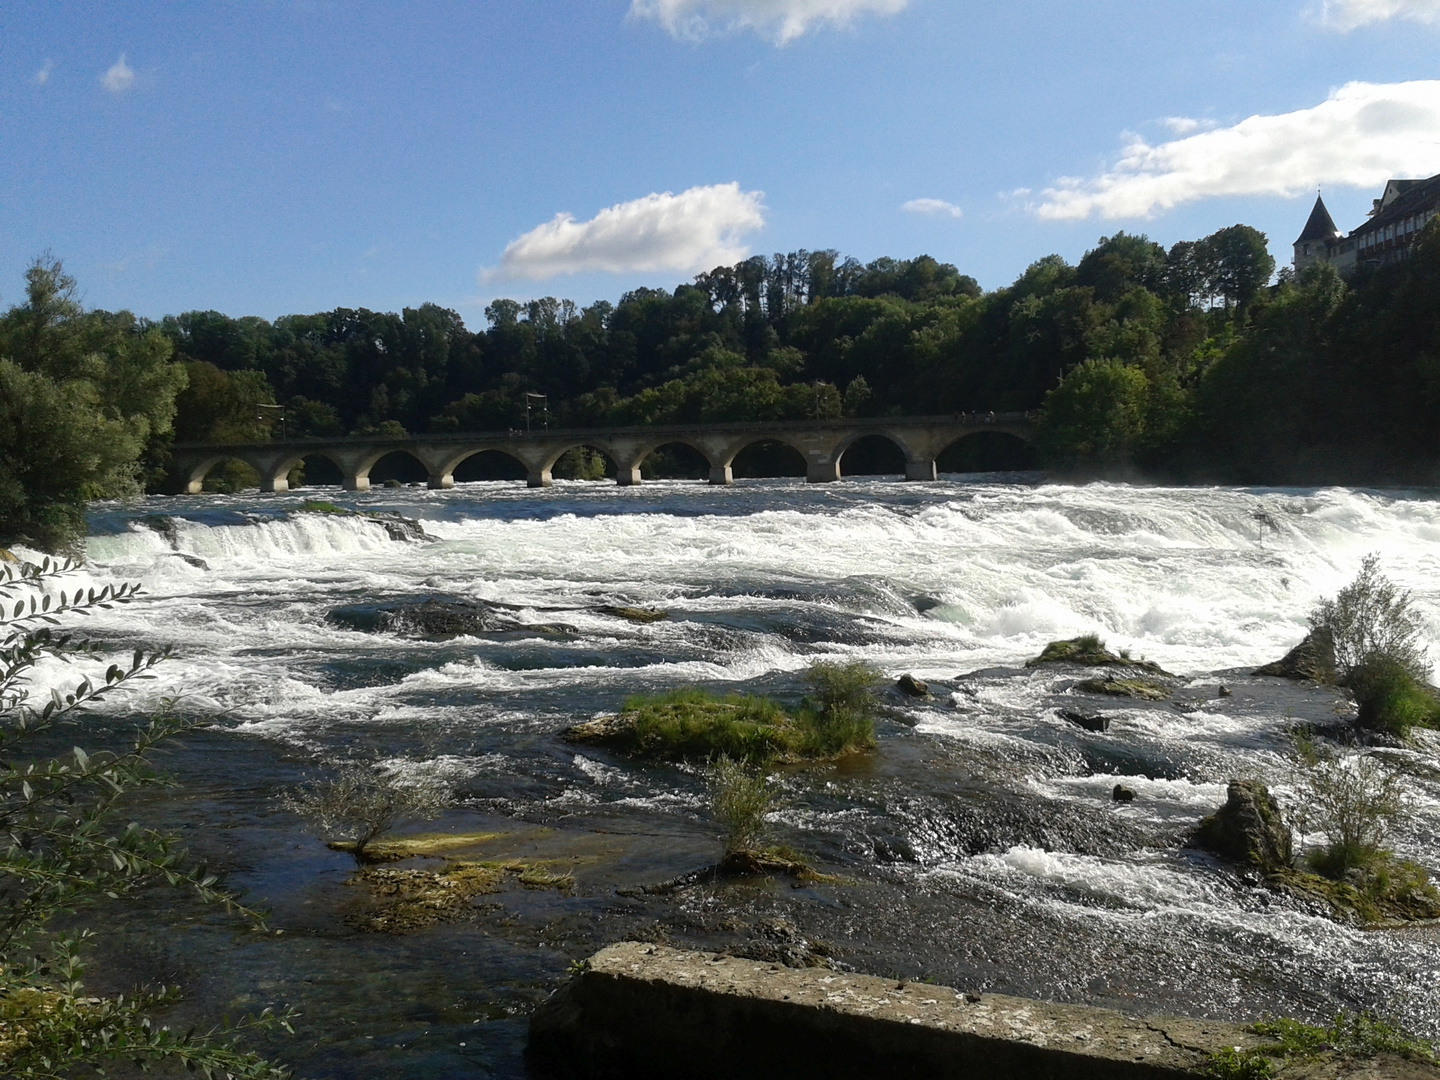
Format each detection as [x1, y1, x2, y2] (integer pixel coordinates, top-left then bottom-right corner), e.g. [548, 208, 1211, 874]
[0, 260, 186, 550]
[0, 555, 290, 1077]
[1201, 224, 1275, 309]
[1034, 357, 1150, 470]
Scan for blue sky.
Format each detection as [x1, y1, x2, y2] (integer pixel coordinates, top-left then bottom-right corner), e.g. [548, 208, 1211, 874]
[3, 1, 1438, 324]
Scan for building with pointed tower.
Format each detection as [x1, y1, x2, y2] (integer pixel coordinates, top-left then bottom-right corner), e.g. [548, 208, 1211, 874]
[1292, 174, 1440, 277]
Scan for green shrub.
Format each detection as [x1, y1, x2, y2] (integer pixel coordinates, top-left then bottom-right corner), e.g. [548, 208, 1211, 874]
[281, 764, 453, 864]
[1293, 736, 1405, 877]
[707, 755, 776, 855]
[796, 661, 882, 756]
[1348, 655, 1440, 737]
[1310, 554, 1428, 682]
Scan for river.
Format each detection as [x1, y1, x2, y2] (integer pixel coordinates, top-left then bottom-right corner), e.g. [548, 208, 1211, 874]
[20, 477, 1440, 1078]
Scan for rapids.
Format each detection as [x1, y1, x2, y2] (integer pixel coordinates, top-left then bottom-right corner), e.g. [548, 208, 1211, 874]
[17, 478, 1440, 1077]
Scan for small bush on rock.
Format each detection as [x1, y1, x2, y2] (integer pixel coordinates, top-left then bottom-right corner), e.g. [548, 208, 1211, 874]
[283, 764, 452, 864]
[797, 660, 881, 754]
[1310, 554, 1427, 680]
[707, 755, 776, 856]
[1293, 736, 1405, 877]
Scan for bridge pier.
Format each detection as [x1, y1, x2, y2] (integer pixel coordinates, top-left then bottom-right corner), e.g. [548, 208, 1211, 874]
[709, 464, 733, 486]
[527, 469, 552, 488]
[343, 474, 370, 492]
[905, 459, 937, 482]
[616, 463, 643, 486]
[428, 473, 454, 490]
[259, 475, 290, 494]
[806, 459, 840, 484]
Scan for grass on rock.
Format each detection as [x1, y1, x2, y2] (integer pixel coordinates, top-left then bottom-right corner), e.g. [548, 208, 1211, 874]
[568, 663, 882, 764]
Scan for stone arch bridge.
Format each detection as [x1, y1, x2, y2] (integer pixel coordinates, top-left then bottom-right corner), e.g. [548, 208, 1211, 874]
[168, 413, 1034, 494]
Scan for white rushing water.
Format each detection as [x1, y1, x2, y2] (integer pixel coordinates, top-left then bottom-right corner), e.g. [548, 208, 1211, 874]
[13, 478, 1440, 1039]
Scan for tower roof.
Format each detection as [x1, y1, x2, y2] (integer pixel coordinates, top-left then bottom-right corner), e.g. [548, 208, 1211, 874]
[1295, 195, 1340, 245]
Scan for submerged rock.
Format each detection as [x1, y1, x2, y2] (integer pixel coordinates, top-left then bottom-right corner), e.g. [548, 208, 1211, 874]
[1027, 635, 1170, 675]
[1076, 677, 1169, 701]
[1253, 628, 1337, 683]
[133, 514, 180, 549]
[1194, 780, 1292, 872]
[1059, 708, 1110, 733]
[895, 674, 930, 698]
[326, 598, 573, 639]
[601, 605, 668, 623]
[363, 510, 432, 542]
[1112, 784, 1136, 803]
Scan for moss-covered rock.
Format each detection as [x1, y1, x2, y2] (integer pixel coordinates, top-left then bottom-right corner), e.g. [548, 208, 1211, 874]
[564, 688, 874, 764]
[1027, 635, 1170, 675]
[1267, 861, 1440, 926]
[347, 859, 575, 933]
[1195, 780, 1292, 871]
[1253, 628, 1337, 683]
[326, 831, 503, 862]
[1075, 677, 1169, 700]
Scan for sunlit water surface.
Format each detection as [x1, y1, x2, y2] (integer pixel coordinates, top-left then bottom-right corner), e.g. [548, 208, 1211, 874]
[18, 477, 1440, 1078]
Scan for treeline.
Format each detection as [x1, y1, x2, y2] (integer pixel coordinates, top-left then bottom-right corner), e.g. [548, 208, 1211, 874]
[3, 220, 1439, 547]
[160, 229, 1278, 441]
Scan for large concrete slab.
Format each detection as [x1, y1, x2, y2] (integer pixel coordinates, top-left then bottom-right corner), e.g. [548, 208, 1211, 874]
[528, 942, 1436, 1079]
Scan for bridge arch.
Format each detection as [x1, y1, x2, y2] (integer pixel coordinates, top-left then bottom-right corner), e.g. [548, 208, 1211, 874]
[447, 447, 529, 483]
[337, 447, 431, 492]
[545, 443, 616, 482]
[936, 429, 1037, 472]
[184, 454, 263, 495]
[835, 432, 911, 477]
[637, 440, 711, 481]
[268, 450, 346, 490]
[724, 437, 810, 481]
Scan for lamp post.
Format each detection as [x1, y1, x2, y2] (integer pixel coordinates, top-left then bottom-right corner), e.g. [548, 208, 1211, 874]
[525, 392, 549, 433]
[256, 403, 287, 440]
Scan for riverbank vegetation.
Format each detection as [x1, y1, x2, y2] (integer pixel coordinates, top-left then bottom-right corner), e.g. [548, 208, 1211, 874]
[0, 557, 290, 1077]
[564, 661, 882, 763]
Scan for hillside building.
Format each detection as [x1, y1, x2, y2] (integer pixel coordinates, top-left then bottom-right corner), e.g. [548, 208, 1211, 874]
[1292, 173, 1440, 277]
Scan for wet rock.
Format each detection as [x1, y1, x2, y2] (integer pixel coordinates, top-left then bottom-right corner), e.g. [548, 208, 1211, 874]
[911, 595, 943, 613]
[725, 919, 839, 970]
[601, 605, 668, 623]
[166, 552, 209, 570]
[1058, 708, 1110, 733]
[363, 511, 432, 542]
[1218, 685, 1232, 697]
[326, 598, 572, 639]
[1075, 677, 1169, 701]
[1194, 780, 1292, 872]
[895, 792, 1162, 860]
[1111, 784, 1136, 803]
[1026, 635, 1170, 675]
[1253, 628, 1336, 683]
[133, 515, 180, 549]
[383, 478, 404, 488]
[895, 674, 930, 698]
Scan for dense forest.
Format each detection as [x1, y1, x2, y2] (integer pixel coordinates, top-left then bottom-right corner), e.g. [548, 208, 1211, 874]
[3, 219, 1439, 546]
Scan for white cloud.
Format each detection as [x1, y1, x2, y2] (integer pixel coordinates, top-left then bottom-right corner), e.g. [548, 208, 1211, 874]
[1030, 80, 1440, 221]
[488, 183, 766, 281]
[901, 197, 963, 219]
[630, 0, 907, 44]
[101, 53, 134, 94]
[33, 59, 55, 86]
[1320, 0, 1440, 29]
